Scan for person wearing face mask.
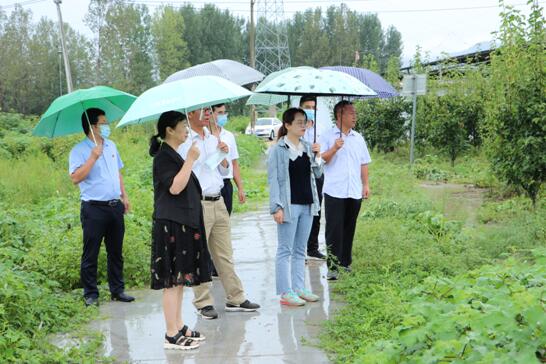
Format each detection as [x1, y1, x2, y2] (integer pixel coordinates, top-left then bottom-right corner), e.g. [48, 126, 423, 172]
[69, 108, 134, 306]
[209, 103, 246, 215]
[299, 96, 327, 261]
[208, 103, 246, 278]
[178, 107, 260, 320]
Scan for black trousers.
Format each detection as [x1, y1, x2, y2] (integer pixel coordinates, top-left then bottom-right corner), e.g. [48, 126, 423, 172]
[324, 194, 362, 270]
[307, 175, 324, 254]
[220, 179, 233, 215]
[80, 201, 125, 298]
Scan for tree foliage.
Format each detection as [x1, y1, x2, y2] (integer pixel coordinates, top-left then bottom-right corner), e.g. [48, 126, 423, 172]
[483, 1, 545, 205]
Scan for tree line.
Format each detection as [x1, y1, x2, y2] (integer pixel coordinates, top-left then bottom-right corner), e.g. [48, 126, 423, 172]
[0, 1, 402, 115]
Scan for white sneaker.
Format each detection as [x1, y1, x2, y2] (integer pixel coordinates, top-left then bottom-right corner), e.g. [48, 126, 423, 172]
[296, 289, 319, 302]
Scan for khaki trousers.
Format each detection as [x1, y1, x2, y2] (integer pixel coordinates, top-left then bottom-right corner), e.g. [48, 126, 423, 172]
[192, 198, 246, 308]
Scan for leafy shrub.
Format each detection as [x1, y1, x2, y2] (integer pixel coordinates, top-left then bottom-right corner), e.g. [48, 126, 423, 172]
[355, 97, 411, 152]
[483, 2, 546, 206]
[359, 249, 546, 363]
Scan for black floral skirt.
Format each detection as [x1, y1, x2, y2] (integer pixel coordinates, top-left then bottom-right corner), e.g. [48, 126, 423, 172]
[150, 219, 211, 290]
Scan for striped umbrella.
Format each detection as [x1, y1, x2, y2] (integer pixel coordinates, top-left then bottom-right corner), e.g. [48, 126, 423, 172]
[320, 66, 399, 99]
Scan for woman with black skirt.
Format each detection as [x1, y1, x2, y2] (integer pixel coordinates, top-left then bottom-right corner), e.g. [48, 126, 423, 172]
[149, 111, 211, 350]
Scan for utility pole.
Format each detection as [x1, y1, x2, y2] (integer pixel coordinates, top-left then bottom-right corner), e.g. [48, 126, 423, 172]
[249, 0, 257, 130]
[249, 0, 256, 69]
[54, 0, 73, 93]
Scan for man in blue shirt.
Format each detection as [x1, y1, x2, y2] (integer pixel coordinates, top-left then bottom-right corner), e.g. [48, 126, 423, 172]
[69, 108, 134, 306]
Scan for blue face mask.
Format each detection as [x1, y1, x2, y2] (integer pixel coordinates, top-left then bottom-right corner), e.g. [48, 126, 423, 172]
[304, 109, 315, 121]
[99, 124, 111, 139]
[217, 114, 228, 127]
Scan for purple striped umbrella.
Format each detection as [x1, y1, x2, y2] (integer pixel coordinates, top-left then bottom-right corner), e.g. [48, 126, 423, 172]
[320, 66, 399, 99]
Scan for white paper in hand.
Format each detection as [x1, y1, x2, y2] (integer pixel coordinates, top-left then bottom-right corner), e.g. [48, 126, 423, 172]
[205, 149, 229, 170]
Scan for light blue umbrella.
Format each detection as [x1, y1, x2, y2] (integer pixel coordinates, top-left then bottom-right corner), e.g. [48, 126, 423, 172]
[117, 75, 252, 128]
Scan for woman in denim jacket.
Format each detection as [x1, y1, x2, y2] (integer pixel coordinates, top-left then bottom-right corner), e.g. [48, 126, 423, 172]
[267, 107, 323, 306]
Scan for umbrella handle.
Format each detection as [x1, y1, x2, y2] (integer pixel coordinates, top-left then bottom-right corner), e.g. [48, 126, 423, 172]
[83, 107, 98, 146]
[185, 108, 193, 141]
[313, 106, 317, 144]
[208, 106, 221, 142]
[339, 96, 343, 138]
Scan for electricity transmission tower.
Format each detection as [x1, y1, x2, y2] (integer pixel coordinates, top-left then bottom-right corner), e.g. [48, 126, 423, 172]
[255, 0, 291, 75]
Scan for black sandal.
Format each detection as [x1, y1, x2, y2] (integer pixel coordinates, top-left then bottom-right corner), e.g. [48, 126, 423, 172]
[180, 324, 206, 341]
[164, 331, 200, 350]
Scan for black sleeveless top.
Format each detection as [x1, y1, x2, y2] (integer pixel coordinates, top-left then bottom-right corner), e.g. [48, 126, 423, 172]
[289, 153, 313, 205]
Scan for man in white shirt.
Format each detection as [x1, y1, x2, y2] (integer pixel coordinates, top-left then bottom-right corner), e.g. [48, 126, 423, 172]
[179, 108, 260, 319]
[210, 103, 246, 214]
[300, 96, 326, 261]
[208, 103, 246, 277]
[319, 100, 371, 280]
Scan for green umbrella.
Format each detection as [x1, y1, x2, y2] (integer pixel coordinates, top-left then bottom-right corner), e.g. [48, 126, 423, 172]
[116, 75, 252, 128]
[33, 86, 137, 138]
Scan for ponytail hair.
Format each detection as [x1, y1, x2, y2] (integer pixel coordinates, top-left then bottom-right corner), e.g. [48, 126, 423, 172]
[149, 110, 186, 157]
[277, 107, 307, 141]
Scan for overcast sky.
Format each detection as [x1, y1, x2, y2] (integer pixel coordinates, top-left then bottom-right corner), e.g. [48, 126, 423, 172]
[1, 0, 543, 62]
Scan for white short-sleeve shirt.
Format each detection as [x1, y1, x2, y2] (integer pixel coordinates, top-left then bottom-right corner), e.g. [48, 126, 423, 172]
[178, 128, 229, 196]
[219, 128, 239, 179]
[319, 126, 371, 199]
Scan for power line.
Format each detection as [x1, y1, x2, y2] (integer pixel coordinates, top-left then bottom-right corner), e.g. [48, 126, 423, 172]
[123, 0, 544, 14]
[0, 0, 47, 9]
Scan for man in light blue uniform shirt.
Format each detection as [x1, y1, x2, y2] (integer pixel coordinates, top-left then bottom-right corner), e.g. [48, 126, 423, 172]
[69, 108, 134, 306]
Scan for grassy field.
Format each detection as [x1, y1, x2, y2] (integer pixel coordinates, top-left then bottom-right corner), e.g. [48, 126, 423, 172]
[1, 112, 544, 362]
[318, 152, 545, 363]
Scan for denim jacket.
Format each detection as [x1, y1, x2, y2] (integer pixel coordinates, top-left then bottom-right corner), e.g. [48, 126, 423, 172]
[267, 137, 323, 222]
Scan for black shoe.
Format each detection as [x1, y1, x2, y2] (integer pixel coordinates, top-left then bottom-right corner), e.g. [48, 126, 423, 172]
[111, 292, 135, 302]
[84, 296, 99, 307]
[307, 251, 326, 260]
[198, 305, 218, 320]
[225, 299, 260, 312]
[327, 271, 338, 281]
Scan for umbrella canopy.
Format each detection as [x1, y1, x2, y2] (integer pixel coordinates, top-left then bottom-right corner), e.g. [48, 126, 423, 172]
[246, 67, 310, 105]
[117, 75, 252, 128]
[253, 66, 377, 97]
[33, 86, 136, 138]
[320, 66, 399, 98]
[164, 59, 264, 87]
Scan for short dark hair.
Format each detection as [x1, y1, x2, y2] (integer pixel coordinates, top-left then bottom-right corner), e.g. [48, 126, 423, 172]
[81, 108, 106, 135]
[212, 103, 225, 112]
[333, 100, 353, 120]
[299, 95, 316, 107]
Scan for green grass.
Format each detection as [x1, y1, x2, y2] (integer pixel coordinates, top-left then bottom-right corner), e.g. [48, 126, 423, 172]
[319, 153, 545, 363]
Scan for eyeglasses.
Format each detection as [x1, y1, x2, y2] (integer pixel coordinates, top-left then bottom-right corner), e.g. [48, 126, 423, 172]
[292, 121, 307, 127]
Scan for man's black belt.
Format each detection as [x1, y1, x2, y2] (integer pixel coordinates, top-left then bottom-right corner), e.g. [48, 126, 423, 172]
[87, 199, 121, 206]
[202, 195, 221, 201]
